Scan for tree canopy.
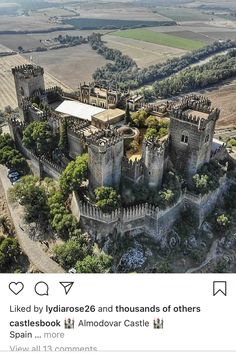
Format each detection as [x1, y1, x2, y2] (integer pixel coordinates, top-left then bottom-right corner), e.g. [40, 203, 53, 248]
[95, 186, 120, 213]
[54, 236, 90, 270]
[22, 121, 55, 156]
[59, 154, 88, 194]
[10, 175, 49, 224]
[0, 133, 28, 174]
[76, 247, 112, 273]
[0, 236, 21, 272]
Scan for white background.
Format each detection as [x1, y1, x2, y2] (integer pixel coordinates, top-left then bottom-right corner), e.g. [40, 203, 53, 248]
[0, 274, 235, 353]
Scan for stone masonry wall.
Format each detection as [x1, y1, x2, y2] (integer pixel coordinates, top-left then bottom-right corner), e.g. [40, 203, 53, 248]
[71, 192, 185, 241]
[71, 173, 229, 241]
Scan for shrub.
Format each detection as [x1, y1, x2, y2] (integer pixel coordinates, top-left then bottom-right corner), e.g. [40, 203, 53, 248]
[95, 187, 120, 213]
[216, 214, 230, 228]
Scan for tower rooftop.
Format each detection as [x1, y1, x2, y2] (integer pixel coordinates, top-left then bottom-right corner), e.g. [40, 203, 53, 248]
[171, 95, 220, 128]
[184, 109, 209, 120]
[12, 64, 44, 78]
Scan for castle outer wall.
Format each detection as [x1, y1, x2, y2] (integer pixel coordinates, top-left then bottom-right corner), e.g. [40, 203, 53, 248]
[71, 173, 229, 242]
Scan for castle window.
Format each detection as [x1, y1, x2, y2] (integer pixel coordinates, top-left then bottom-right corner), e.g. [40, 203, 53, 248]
[181, 134, 188, 144]
[205, 134, 209, 143]
[20, 87, 24, 96]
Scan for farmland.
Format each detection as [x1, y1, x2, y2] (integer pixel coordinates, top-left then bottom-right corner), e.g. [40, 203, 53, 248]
[154, 6, 219, 22]
[103, 35, 186, 68]
[0, 53, 72, 111]
[202, 79, 236, 129]
[64, 18, 175, 30]
[22, 44, 109, 90]
[113, 29, 205, 50]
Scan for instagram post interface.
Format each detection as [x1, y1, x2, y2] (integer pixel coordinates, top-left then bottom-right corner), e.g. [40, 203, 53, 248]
[0, 0, 236, 352]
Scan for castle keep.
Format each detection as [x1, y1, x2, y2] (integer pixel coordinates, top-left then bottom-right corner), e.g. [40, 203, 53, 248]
[12, 65, 45, 109]
[10, 64, 230, 241]
[87, 130, 124, 190]
[169, 96, 220, 180]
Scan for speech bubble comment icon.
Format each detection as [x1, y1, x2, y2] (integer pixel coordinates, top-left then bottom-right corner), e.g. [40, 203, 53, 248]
[35, 282, 49, 296]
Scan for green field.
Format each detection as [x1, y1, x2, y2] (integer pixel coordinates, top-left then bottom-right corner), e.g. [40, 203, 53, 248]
[113, 29, 205, 50]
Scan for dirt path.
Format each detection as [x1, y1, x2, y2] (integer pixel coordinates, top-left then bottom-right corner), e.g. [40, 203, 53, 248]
[0, 165, 65, 273]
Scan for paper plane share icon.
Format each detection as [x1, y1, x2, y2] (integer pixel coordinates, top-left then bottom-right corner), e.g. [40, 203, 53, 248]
[60, 282, 74, 295]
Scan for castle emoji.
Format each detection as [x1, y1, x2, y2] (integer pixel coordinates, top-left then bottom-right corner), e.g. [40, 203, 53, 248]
[9, 64, 234, 242]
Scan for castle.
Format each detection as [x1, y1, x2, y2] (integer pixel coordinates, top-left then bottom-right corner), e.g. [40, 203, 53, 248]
[10, 64, 231, 241]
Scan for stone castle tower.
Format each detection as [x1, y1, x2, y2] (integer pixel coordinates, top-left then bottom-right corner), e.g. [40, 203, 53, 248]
[142, 138, 165, 189]
[12, 64, 45, 108]
[168, 95, 220, 180]
[87, 130, 124, 191]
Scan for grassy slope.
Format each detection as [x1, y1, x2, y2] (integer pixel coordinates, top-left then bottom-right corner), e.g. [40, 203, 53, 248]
[113, 29, 205, 50]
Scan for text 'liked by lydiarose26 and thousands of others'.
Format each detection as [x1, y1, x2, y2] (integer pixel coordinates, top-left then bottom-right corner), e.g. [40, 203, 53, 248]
[0, 274, 235, 353]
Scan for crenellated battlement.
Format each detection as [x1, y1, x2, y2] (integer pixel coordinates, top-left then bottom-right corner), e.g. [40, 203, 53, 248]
[143, 137, 165, 156]
[87, 129, 123, 152]
[122, 157, 143, 169]
[46, 86, 63, 95]
[40, 156, 64, 173]
[67, 116, 90, 137]
[12, 64, 44, 78]
[78, 200, 159, 223]
[178, 94, 211, 110]
[171, 95, 220, 128]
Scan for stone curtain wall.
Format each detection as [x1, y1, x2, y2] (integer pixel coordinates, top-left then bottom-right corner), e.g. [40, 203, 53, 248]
[71, 175, 229, 240]
[122, 157, 144, 183]
[71, 192, 185, 241]
[185, 175, 229, 226]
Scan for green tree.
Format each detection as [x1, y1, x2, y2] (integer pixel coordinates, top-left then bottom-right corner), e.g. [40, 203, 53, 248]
[54, 236, 89, 270]
[22, 121, 55, 156]
[0, 146, 28, 174]
[44, 179, 82, 239]
[0, 236, 20, 272]
[145, 116, 159, 129]
[129, 140, 139, 153]
[157, 127, 168, 139]
[144, 127, 158, 140]
[95, 187, 120, 213]
[76, 249, 112, 273]
[58, 119, 68, 153]
[0, 134, 14, 149]
[159, 188, 174, 206]
[131, 110, 147, 127]
[51, 213, 78, 238]
[10, 176, 49, 224]
[60, 154, 88, 194]
[193, 174, 209, 191]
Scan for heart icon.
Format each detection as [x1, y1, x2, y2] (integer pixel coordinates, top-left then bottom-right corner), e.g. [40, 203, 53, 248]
[9, 282, 24, 295]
